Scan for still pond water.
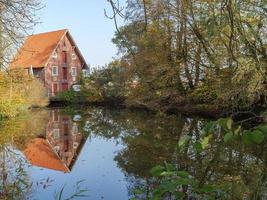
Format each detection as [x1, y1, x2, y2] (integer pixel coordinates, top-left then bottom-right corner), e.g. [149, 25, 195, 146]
[0, 107, 266, 199]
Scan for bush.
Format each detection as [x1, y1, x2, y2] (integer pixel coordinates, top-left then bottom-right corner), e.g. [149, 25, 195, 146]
[82, 61, 127, 102]
[24, 79, 49, 107]
[189, 83, 218, 104]
[0, 69, 48, 118]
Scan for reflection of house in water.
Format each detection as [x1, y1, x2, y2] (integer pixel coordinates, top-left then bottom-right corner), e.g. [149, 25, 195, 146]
[24, 109, 85, 173]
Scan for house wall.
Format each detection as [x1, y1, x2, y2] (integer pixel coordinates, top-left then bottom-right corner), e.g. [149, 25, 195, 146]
[46, 109, 83, 169]
[44, 34, 84, 97]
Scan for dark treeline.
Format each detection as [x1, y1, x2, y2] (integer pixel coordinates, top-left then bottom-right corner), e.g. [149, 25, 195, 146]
[79, 0, 266, 116]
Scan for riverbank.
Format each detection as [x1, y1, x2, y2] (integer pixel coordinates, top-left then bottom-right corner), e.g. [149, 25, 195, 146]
[49, 87, 267, 120]
[49, 98, 220, 117]
[49, 96, 257, 119]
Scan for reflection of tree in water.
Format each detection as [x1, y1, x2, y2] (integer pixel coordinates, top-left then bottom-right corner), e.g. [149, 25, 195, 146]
[183, 138, 267, 199]
[2, 107, 265, 199]
[0, 110, 49, 200]
[81, 107, 196, 197]
[0, 146, 32, 200]
[81, 107, 267, 199]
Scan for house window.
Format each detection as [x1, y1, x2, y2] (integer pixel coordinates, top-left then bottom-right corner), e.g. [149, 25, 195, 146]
[53, 83, 58, 95]
[71, 53, 77, 60]
[71, 67, 77, 77]
[72, 123, 78, 135]
[54, 146, 60, 153]
[53, 129, 60, 139]
[82, 69, 90, 77]
[61, 51, 67, 63]
[73, 142, 78, 149]
[52, 51, 57, 58]
[52, 66, 58, 76]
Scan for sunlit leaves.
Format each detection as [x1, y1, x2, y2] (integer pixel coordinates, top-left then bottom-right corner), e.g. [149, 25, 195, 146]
[217, 118, 232, 131]
[200, 135, 212, 149]
[178, 135, 190, 149]
[150, 165, 165, 177]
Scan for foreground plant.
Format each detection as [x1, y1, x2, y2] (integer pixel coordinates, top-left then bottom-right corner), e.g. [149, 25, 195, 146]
[143, 117, 267, 200]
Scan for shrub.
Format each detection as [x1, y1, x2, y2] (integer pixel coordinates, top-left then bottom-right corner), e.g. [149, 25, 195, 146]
[0, 69, 48, 118]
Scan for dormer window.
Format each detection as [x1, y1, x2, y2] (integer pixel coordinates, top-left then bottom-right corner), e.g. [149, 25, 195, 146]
[52, 51, 57, 58]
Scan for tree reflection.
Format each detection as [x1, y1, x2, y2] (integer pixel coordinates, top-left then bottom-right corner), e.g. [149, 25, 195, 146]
[0, 110, 49, 200]
[80, 107, 267, 199]
[0, 107, 266, 199]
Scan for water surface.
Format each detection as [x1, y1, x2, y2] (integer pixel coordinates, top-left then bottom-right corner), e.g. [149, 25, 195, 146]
[0, 107, 266, 199]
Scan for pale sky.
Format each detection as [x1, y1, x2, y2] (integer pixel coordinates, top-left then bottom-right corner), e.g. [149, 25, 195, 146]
[35, 0, 126, 67]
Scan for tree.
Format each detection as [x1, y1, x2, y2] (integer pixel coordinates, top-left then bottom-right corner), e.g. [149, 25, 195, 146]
[106, 0, 267, 111]
[0, 0, 43, 69]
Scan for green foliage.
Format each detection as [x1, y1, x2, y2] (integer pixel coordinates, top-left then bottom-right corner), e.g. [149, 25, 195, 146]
[106, 0, 267, 111]
[189, 83, 218, 104]
[55, 90, 78, 103]
[82, 61, 127, 102]
[148, 115, 267, 199]
[149, 163, 226, 199]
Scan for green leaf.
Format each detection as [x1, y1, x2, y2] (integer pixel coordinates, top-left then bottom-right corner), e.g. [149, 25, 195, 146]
[160, 171, 175, 177]
[256, 125, 267, 134]
[164, 162, 175, 172]
[177, 171, 189, 178]
[226, 118, 233, 130]
[173, 191, 184, 199]
[218, 118, 232, 131]
[178, 135, 190, 148]
[242, 131, 253, 144]
[234, 126, 241, 135]
[150, 165, 165, 177]
[160, 180, 177, 192]
[199, 185, 216, 193]
[224, 132, 234, 143]
[175, 178, 190, 185]
[203, 121, 215, 134]
[200, 135, 212, 149]
[217, 118, 228, 130]
[251, 130, 265, 144]
[194, 142, 203, 153]
[133, 188, 145, 195]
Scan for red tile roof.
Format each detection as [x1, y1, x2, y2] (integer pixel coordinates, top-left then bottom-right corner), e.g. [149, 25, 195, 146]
[24, 138, 70, 173]
[10, 29, 68, 69]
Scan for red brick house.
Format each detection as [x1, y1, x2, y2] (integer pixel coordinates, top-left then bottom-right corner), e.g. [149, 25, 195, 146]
[10, 29, 88, 97]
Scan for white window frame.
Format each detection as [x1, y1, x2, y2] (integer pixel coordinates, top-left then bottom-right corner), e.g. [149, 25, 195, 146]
[71, 67, 77, 77]
[71, 53, 77, 60]
[53, 129, 60, 139]
[52, 66, 58, 76]
[72, 123, 78, 135]
[54, 146, 60, 152]
[73, 142, 78, 149]
[52, 51, 58, 58]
